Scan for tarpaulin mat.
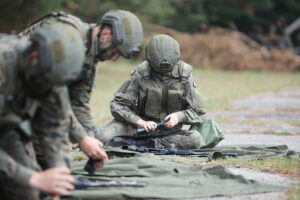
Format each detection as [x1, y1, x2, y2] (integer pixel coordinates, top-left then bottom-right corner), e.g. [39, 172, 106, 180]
[63, 145, 289, 200]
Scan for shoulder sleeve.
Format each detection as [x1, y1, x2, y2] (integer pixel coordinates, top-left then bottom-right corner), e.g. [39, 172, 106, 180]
[110, 67, 143, 125]
[68, 65, 97, 137]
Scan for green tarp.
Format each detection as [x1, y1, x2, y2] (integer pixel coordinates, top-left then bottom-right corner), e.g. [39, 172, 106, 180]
[62, 145, 293, 200]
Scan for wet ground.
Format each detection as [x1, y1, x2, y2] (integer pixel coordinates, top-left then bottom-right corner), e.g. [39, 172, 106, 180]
[201, 88, 300, 200]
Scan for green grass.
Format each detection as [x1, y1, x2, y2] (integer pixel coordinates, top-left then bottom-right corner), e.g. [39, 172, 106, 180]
[174, 157, 300, 178]
[288, 183, 300, 200]
[91, 59, 300, 126]
[211, 158, 300, 178]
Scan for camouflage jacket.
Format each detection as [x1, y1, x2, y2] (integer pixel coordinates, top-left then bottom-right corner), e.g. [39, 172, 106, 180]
[0, 148, 36, 186]
[22, 12, 99, 141]
[111, 61, 206, 126]
[0, 87, 71, 185]
[0, 35, 70, 185]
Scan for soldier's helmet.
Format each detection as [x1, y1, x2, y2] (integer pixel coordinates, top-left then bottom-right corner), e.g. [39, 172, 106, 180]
[145, 34, 180, 74]
[99, 10, 143, 58]
[21, 24, 84, 86]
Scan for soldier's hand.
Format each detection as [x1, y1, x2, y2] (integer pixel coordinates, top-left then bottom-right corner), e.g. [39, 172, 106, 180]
[29, 166, 74, 196]
[164, 113, 179, 128]
[79, 136, 108, 170]
[51, 195, 59, 200]
[137, 119, 157, 132]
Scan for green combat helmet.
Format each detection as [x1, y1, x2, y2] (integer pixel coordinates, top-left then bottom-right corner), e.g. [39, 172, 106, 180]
[19, 24, 85, 97]
[145, 34, 180, 74]
[99, 10, 143, 58]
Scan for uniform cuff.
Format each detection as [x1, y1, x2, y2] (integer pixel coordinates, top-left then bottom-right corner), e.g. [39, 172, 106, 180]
[175, 111, 186, 123]
[15, 165, 35, 186]
[130, 116, 142, 126]
[69, 124, 88, 143]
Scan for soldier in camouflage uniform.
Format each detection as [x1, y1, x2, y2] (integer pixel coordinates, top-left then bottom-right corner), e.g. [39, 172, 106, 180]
[22, 10, 143, 167]
[96, 35, 206, 149]
[0, 24, 85, 200]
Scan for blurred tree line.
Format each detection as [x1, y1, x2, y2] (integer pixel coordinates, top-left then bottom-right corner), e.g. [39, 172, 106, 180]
[1, 0, 299, 35]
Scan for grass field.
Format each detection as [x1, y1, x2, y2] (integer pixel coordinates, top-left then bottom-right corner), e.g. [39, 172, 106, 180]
[91, 59, 300, 126]
[212, 157, 300, 179]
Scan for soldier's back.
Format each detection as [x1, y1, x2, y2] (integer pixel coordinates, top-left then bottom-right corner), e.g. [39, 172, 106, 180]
[21, 12, 90, 43]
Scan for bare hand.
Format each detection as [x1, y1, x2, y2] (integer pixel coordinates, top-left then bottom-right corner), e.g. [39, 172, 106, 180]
[164, 113, 179, 128]
[29, 166, 74, 196]
[51, 195, 59, 200]
[78, 136, 108, 170]
[137, 119, 157, 132]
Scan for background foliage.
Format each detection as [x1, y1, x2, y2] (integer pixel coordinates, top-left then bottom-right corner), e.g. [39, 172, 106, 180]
[1, 0, 299, 34]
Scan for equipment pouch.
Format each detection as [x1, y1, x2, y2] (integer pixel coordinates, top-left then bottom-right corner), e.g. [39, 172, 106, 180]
[167, 89, 183, 114]
[144, 87, 161, 119]
[190, 118, 224, 148]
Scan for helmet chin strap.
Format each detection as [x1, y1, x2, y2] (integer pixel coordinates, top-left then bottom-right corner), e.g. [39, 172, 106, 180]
[98, 43, 115, 61]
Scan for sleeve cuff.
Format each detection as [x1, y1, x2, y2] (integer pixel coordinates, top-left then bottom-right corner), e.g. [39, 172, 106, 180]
[175, 111, 186, 123]
[15, 165, 35, 186]
[71, 129, 88, 143]
[69, 114, 88, 143]
[129, 115, 142, 126]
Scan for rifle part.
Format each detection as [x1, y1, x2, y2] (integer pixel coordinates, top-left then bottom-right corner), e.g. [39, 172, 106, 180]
[75, 180, 147, 189]
[122, 145, 237, 157]
[84, 158, 100, 176]
[137, 122, 165, 135]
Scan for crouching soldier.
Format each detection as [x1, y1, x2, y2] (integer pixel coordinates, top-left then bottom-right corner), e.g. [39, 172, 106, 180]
[0, 24, 84, 200]
[96, 34, 207, 149]
[23, 10, 142, 167]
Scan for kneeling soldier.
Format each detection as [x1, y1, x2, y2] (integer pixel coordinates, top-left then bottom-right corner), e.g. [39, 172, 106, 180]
[97, 34, 206, 149]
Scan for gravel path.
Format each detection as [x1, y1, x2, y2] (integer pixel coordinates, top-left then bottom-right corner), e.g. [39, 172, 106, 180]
[219, 134, 300, 152]
[199, 88, 300, 200]
[198, 167, 296, 200]
[209, 88, 300, 135]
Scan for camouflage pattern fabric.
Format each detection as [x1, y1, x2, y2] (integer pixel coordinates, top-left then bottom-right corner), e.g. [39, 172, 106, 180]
[0, 35, 71, 199]
[0, 87, 71, 199]
[96, 61, 206, 149]
[68, 64, 97, 138]
[22, 12, 99, 141]
[97, 120, 202, 149]
[0, 131, 40, 200]
[0, 87, 71, 162]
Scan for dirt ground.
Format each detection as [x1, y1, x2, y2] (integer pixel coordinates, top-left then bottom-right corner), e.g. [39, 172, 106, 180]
[202, 88, 300, 200]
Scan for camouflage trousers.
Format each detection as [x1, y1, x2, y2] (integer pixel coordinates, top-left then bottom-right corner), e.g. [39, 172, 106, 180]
[96, 120, 203, 149]
[0, 131, 40, 200]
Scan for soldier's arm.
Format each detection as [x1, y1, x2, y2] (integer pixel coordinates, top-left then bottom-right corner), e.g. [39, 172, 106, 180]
[176, 75, 206, 124]
[68, 65, 97, 137]
[0, 148, 34, 186]
[110, 74, 142, 126]
[33, 86, 71, 167]
[68, 108, 89, 143]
